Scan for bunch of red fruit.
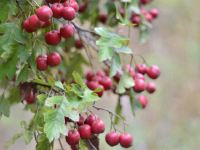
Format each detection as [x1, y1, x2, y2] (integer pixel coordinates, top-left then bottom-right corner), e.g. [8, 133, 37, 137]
[65, 114, 133, 149]
[131, 0, 159, 26]
[36, 52, 61, 71]
[126, 64, 160, 108]
[65, 114, 105, 149]
[23, 0, 79, 46]
[85, 70, 113, 97]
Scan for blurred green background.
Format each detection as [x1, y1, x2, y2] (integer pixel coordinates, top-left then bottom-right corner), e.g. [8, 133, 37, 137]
[1, 0, 200, 149]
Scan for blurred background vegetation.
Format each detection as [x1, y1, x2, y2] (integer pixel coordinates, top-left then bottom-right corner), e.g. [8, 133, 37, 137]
[1, 0, 200, 149]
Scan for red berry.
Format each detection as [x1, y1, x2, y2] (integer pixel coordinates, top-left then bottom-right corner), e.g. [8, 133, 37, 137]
[114, 70, 123, 82]
[51, 3, 64, 19]
[131, 14, 141, 26]
[86, 71, 95, 81]
[85, 114, 99, 126]
[66, 130, 80, 145]
[99, 13, 108, 24]
[77, 116, 85, 126]
[70, 2, 79, 12]
[40, 19, 52, 28]
[78, 124, 92, 139]
[134, 79, 146, 92]
[87, 81, 104, 97]
[105, 132, 119, 146]
[60, 24, 75, 39]
[62, 7, 76, 21]
[134, 73, 145, 80]
[144, 13, 153, 22]
[78, 3, 87, 13]
[36, 5, 53, 22]
[75, 39, 84, 49]
[23, 19, 37, 33]
[25, 90, 36, 104]
[47, 52, 61, 67]
[28, 14, 41, 29]
[99, 77, 112, 90]
[96, 70, 106, 77]
[119, 133, 133, 148]
[150, 8, 159, 18]
[92, 119, 105, 134]
[126, 64, 135, 77]
[147, 65, 160, 79]
[140, 0, 151, 5]
[138, 95, 148, 108]
[45, 30, 61, 45]
[36, 55, 48, 71]
[146, 82, 156, 93]
[135, 64, 147, 74]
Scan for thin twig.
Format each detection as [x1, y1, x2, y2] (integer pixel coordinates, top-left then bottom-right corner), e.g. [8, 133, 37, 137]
[58, 138, 64, 150]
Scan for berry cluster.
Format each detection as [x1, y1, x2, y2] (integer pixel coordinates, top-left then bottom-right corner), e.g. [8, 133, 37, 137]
[131, 0, 159, 26]
[36, 52, 61, 71]
[65, 114, 133, 149]
[125, 64, 160, 108]
[65, 114, 105, 149]
[85, 70, 113, 97]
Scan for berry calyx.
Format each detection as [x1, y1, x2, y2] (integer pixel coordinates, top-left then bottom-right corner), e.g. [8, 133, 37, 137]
[47, 52, 61, 67]
[78, 124, 92, 139]
[36, 5, 53, 22]
[36, 55, 48, 71]
[105, 132, 119, 146]
[66, 130, 80, 146]
[60, 24, 75, 39]
[45, 30, 61, 45]
[62, 7, 76, 21]
[119, 133, 133, 148]
[91, 119, 105, 134]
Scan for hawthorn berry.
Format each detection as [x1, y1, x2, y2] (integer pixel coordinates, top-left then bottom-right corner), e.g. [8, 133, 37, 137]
[70, 1, 79, 12]
[85, 114, 99, 126]
[78, 124, 92, 139]
[134, 73, 145, 80]
[131, 14, 141, 26]
[146, 82, 156, 93]
[45, 30, 61, 45]
[133, 79, 146, 93]
[40, 20, 52, 28]
[135, 64, 147, 74]
[75, 39, 84, 49]
[144, 13, 153, 22]
[77, 116, 85, 126]
[36, 5, 53, 22]
[99, 76, 112, 90]
[138, 95, 148, 108]
[28, 14, 41, 29]
[91, 119, 105, 134]
[150, 8, 159, 19]
[47, 52, 61, 67]
[86, 71, 95, 81]
[147, 65, 161, 79]
[78, 3, 87, 13]
[105, 132, 119, 146]
[36, 55, 48, 71]
[51, 3, 64, 19]
[99, 13, 108, 24]
[23, 19, 36, 33]
[119, 133, 133, 148]
[25, 90, 36, 104]
[62, 7, 76, 21]
[66, 130, 80, 145]
[60, 24, 75, 39]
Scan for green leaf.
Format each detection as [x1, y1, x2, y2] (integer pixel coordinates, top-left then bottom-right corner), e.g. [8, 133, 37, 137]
[36, 134, 51, 150]
[79, 139, 88, 150]
[129, 89, 142, 115]
[23, 130, 33, 144]
[114, 99, 123, 124]
[16, 64, 29, 84]
[98, 47, 114, 61]
[54, 81, 64, 90]
[44, 96, 69, 142]
[114, 46, 132, 54]
[0, 97, 10, 117]
[72, 72, 85, 87]
[116, 72, 135, 94]
[110, 53, 121, 77]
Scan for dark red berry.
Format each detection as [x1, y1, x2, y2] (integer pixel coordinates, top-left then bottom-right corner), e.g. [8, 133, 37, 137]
[99, 13, 108, 24]
[119, 133, 133, 148]
[99, 76, 112, 90]
[78, 124, 92, 139]
[40, 19, 52, 28]
[140, 0, 151, 5]
[150, 8, 159, 19]
[47, 52, 61, 67]
[131, 14, 141, 26]
[45, 30, 61, 45]
[138, 95, 148, 108]
[36, 5, 53, 22]
[62, 7, 76, 21]
[25, 90, 36, 104]
[28, 14, 41, 29]
[147, 65, 160, 79]
[75, 39, 84, 49]
[85, 114, 99, 126]
[60, 24, 75, 39]
[51, 3, 64, 19]
[146, 82, 156, 93]
[92, 119, 105, 134]
[70, 2, 79, 12]
[36, 55, 48, 71]
[78, 3, 87, 13]
[66, 130, 80, 145]
[23, 19, 37, 33]
[105, 132, 119, 146]
[86, 71, 95, 81]
[77, 116, 85, 126]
